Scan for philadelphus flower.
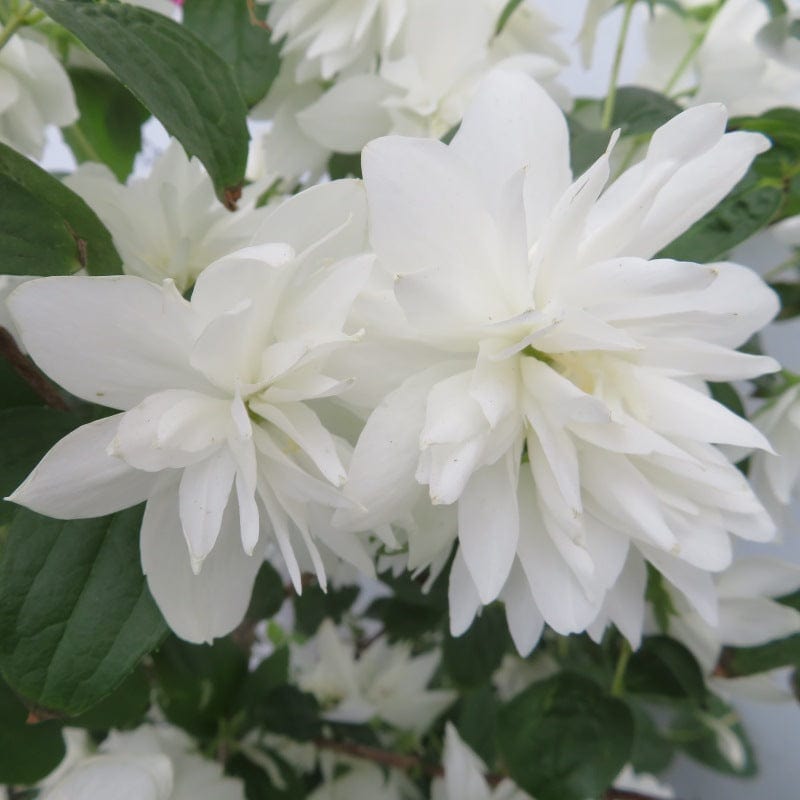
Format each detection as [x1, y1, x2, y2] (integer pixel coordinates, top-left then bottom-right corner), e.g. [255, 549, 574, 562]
[0, 30, 77, 158]
[338, 69, 780, 655]
[296, 619, 455, 734]
[7, 180, 374, 643]
[65, 140, 268, 292]
[639, 0, 800, 114]
[40, 724, 244, 800]
[750, 383, 800, 517]
[308, 761, 420, 800]
[249, 0, 567, 186]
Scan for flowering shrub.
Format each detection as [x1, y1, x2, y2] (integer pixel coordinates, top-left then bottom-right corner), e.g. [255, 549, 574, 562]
[0, 1, 799, 798]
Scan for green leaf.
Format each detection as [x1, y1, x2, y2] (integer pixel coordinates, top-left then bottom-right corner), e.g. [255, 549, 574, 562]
[227, 750, 308, 800]
[153, 636, 248, 739]
[183, 0, 281, 108]
[627, 701, 676, 774]
[67, 668, 150, 730]
[657, 171, 783, 263]
[0, 506, 168, 715]
[0, 142, 122, 275]
[455, 685, 498, 766]
[246, 560, 286, 621]
[0, 407, 79, 524]
[0, 678, 65, 784]
[33, 0, 250, 205]
[671, 694, 756, 776]
[259, 685, 322, 741]
[709, 382, 747, 419]
[626, 635, 707, 704]
[722, 633, 800, 676]
[294, 584, 359, 637]
[236, 647, 290, 731]
[611, 86, 682, 136]
[443, 604, 510, 688]
[774, 281, 800, 320]
[567, 116, 612, 176]
[497, 672, 633, 800]
[63, 68, 150, 182]
[0, 360, 42, 409]
[328, 152, 363, 180]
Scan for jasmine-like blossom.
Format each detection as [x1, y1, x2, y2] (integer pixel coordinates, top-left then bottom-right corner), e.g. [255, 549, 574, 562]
[338, 69, 779, 654]
[639, 0, 800, 113]
[750, 383, 800, 519]
[65, 139, 270, 292]
[7, 180, 374, 643]
[0, 28, 77, 158]
[39, 724, 245, 800]
[295, 619, 455, 734]
[307, 761, 420, 800]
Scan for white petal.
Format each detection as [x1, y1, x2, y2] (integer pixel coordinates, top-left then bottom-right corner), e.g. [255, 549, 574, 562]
[458, 455, 520, 604]
[718, 557, 800, 599]
[8, 415, 157, 519]
[448, 548, 482, 637]
[450, 70, 570, 239]
[441, 723, 492, 800]
[8, 276, 206, 410]
[179, 450, 237, 568]
[296, 74, 392, 153]
[500, 561, 545, 656]
[141, 477, 261, 643]
[717, 597, 800, 647]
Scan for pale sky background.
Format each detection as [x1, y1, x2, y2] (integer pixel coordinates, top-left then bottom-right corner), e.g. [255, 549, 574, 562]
[39, 2, 800, 796]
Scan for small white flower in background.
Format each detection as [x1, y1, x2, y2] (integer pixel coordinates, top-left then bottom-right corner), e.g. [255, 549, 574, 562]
[432, 724, 531, 800]
[337, 69, 779, 656]
[0, 30, 77, 159]
[663, 557, 800, 700]
[65, 139, 270, 292]
[39, 724, 245, 800]
[248, 0, 568, 187]
[0, 274, 34, 347]
[639, 0, 800, 114]
[308, 760, 420, 800]
[612, 765, 675, 799]
[750, 383, 800, 519]
[6, 179, 374, 643]
[296, 619, 455, 735]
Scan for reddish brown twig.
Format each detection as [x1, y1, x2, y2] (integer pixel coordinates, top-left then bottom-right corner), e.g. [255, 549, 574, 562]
[0, 326, 68, 410]
[247, 0, 271, 31]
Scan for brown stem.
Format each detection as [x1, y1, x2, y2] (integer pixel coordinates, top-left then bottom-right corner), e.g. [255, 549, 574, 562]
[246, 0, 271, 31]
[0, 327, 68, 410]
[314, 738, 678, 800]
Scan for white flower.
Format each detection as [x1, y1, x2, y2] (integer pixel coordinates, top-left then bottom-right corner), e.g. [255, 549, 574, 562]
[64, 139, 268, 292]
[0, 30, 77, 158]
[667, 556, 800, 672]
[40, 724, 244, 800]
[750, 383, 800, 517]
[296, 619, 455, 735]
[612, 765, 674, 799]
[640, 0, 800, 114]
[338, 69, 779, 655]
[7, 180, 374, 643]
[267, 0, 406, 83]
[0, 274, 34, 347]
[432, 724, 531, 800]
[308, 761, 420, 800]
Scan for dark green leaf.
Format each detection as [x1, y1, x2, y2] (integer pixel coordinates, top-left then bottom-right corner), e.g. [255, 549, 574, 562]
[626, 635, 707, 704]
[328, 152, 363, 180]
[455, 685, 498, 766]
[0, 142, 122, 275]
[611, 86, 682, 136]
[774, 281, 800, 320]
[627, 701, 675, 774]
[671, 693, 756, 776]
[67, 668, 150, 730]
[722, 633, 800, 676]
[709, 382, 747, 419]
[33, 0, 250, 205]
[260, 685, 322, 741]
[294, 584, 359, 637]
[567, 116, 612, 176]
[497, 672, 633, 800]
[183, 0, 281, 108]
[236, 647, 290, 730]
[0, 506, 167, 715]
[227, 750, 309, 800]
[246, 560, 286, 621]
[153, 636, 248, 739]
[0, 407, 78, 524]
[657, 171, 783, 263]
[443, 604, 510, 688]
[0, 678, 65, 784]
[63, 68, 150, 181]
[646, 566, 678, 633]
[0, 359, 41, 409]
